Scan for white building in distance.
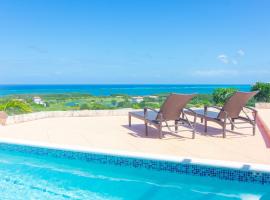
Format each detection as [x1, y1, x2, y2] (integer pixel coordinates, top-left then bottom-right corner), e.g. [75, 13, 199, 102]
[131, 96, 144, 103]
[33, 96, 46, 107]
[148, 95, 158, 99]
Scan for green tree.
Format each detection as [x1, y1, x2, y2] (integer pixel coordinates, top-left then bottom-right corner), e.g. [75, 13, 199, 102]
[89, 103, 111, 110]
[79, 103, 90, 110]
[251, 82, 270, 102]
[132, 103, 141, 109]
[111, 100, 117, 106]
[0, 100, 32, 115]
[189, 94, 212, 107]
[212, 88, 237, 105]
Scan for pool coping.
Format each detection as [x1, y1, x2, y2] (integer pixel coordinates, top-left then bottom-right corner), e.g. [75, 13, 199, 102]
[257, 112, 270, 147]
[0, 137, 270, 174]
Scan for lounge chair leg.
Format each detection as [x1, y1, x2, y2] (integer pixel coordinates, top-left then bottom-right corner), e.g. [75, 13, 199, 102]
[223, 123, 226, 138]
[223, 117, 227, 138]
[192, 130, 195, 139]
[128, 114, 131, 127]
[192, 125, 196, 139]
[192, 115, 197, 139]
[175, 120, 178, 132]
[204, 120, 207, 133]
[231, 119, 234, 130]
[253, 124, 256, 136]
[159, 126, 163, 139]
[145, 122, 148, 136]
[253, 114, 257, 136]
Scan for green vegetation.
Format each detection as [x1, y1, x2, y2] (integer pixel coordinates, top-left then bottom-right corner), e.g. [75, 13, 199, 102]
[1, 83, 270, 115]
[252, 82, 270, 102]
[0, 99, 32, 115]
[189, 94, 212, 108]
[0, 93, 213, 115]
[212, 88, 237, 105]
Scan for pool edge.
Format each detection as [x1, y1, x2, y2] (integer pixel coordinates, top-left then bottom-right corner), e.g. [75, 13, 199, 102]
[0, 137, 270, 174]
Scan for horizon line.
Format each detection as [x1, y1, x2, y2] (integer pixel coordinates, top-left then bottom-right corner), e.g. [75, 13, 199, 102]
[0, 83, 253, 86]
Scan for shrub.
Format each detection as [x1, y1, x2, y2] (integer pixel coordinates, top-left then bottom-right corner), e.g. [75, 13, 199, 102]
[189, 94, 212, 107]
[251, 82, 270, 102]
[89, 103, 111, 110]
[131, 104, 141, 109]
[79, 103, 90, 110]
[143, 102, 160, 109]
[212, 88, 237, 105]
[117, 100, 132, 108]
[111, 100, 117, 106]
[0, 100, 32, 115]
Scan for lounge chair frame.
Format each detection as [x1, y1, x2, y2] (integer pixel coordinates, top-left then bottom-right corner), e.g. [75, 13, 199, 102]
[187, 91, 258, 138]
[128, 94, 197, 139]
[201, 105, 257, 138]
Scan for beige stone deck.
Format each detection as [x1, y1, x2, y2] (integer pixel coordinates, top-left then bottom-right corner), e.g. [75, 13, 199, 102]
[0, 113, 270, 165]
[258, 109, 270, 129]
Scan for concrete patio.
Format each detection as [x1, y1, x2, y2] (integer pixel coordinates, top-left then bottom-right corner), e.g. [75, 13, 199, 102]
[0, 111, 270, 165]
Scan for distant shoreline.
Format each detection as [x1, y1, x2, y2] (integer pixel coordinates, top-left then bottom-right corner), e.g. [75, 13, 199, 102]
[0, 84, 251, 96]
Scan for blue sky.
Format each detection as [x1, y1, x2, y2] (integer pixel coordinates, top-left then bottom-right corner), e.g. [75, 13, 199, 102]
[0, 0, 269, 84]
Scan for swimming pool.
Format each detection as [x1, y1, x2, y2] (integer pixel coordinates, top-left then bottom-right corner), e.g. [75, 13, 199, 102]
[0, 142, 269, 200]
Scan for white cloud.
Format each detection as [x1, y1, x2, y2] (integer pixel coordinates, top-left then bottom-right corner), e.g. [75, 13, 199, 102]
[237, 49, 245, 56]
[217, 49, 245, 64]
[217, 54, 229, 64]
[194, 69, 239, 77]
[231, 59, 238, 65]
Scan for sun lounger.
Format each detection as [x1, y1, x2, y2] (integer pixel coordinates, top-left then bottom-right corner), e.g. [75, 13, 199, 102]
[185, 91, 258, 138]
[128, 94, 197, 138]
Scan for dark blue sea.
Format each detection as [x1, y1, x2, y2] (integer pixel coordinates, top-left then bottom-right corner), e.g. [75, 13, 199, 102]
[0, 84, 251, 96]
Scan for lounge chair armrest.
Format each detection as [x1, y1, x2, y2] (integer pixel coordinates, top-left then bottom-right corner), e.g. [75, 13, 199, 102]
[204, 105, 224, 117]
[242, 106, 257, 121]
[183, 108, 197, 116]
[205, 105, 222, 111]
[244, 106, 257, 113]
[205, 106, 228, 119]
[144, 107, 159, 114]
[144, 107, 159, 118]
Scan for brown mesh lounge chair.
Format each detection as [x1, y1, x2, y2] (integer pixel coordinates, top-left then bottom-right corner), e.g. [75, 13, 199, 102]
[185, 91, 258, 138]
[128, 94, 197, 139]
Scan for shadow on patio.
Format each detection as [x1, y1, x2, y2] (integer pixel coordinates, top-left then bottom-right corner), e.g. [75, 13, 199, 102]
[123, 121, 255, 140]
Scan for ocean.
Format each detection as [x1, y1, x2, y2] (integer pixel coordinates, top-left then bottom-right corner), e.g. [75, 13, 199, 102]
[0, 84, 251, 96]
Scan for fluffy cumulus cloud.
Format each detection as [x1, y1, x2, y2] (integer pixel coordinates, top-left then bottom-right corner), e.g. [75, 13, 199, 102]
[237, 49, 245, 56]
[231, 59, 238, 65]
[217, 54, 229, 64]
[217, 49, 245, 65]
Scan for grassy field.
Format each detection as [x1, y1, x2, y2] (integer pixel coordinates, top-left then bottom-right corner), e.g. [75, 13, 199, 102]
[0, 93, 215, 115]
[1, 83, 264, 116]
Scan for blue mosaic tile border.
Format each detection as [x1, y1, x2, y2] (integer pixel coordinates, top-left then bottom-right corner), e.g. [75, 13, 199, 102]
[0, 142, 270, 185]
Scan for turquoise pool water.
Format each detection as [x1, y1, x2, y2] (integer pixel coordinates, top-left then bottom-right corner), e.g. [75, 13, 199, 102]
[0, 149, 269, 200]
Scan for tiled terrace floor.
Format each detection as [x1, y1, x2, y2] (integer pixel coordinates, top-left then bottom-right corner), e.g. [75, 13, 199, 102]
[0, 114, 269, 165]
